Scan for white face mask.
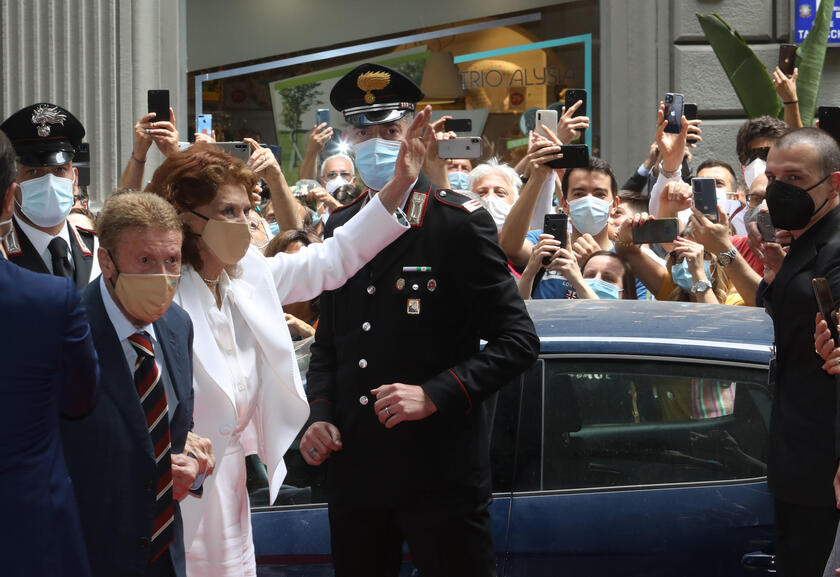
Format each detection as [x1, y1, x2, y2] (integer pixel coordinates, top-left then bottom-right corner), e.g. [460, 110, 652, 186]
[482, 193, 514, 233]
[325, 176, 349, 196]
[744, 158, 766, 190]
[568, 195, 611, 236]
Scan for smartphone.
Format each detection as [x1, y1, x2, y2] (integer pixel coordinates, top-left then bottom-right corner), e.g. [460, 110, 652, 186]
[197, 114, 212, 136]
[664, 93, 684, 135]
[212, 141, 251, 163]
[684, 103, 698, 144]
[756, 211, 778, 242]
[444, 118, 472, 133]
[692, 177, 718, 222]
[818, 106, 840, 145]
[535, 109, 558, 139]
[147, 89, 170, 123]
[564, 89, 587, 137]
[438, 137, 482, 159]
[779, 44, 797, 76]
[543, 213, 568, 265]
[632, 218, 679, 245]
[316, 108, 330, 127]
[813, 277, 839, 346]
[75, 143, 90, 187]
[545, 144, 589, 169]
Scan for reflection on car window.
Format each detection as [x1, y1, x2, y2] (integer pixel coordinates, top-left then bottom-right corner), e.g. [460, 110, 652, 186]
[537, 359, 769, 492]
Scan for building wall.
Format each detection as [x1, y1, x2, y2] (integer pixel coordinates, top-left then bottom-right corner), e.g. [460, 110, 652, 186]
[0, 0, 186, 206]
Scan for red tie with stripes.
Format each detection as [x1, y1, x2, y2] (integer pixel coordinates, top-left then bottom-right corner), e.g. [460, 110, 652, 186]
[128, 331, 174, 563]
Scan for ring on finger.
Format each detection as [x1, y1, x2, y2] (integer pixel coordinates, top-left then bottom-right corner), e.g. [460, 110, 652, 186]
[308, 447, 318, 458]
[385, 406, 391, 416]
[144, 128, 150, 135]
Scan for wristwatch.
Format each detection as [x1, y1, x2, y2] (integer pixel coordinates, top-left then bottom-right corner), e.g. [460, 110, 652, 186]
[690, 279, 713, 295]
[717, 247, 738, 268]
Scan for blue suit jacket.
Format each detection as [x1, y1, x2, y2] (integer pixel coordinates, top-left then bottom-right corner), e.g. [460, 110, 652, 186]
[0, 258, 99, 577]
[61, 278, 195, 577]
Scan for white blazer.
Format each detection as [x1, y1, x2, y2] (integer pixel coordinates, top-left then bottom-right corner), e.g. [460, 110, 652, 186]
[177, 195, 407, 547]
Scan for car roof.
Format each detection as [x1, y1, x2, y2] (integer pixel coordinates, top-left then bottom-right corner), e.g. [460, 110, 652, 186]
[526, 299, 773, 364]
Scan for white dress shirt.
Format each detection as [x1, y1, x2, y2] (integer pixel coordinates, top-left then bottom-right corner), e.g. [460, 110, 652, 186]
[14, 214, 73, 273]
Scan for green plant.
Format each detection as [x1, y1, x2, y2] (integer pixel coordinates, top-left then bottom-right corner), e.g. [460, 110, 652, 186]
[697, 2, 831, 124]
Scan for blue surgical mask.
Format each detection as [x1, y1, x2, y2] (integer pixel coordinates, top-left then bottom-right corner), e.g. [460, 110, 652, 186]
[671, 259, 712, 292]
[18, 173, 75, 227]
[568, 195, 611, 236]
[448, 171, 470, 191]
[353, 138, 402, 191]
[269, 221, 280, 237]
[585, 277, 621, 300]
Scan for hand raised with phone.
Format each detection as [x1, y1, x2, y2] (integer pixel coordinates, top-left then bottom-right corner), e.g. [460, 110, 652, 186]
[134, 107, 179, 160]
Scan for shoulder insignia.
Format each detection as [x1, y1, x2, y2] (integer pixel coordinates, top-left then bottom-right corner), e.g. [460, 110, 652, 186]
[69, 223, 93, 256]
[433, 188, 483, 214]
[3, 223, 21, 256]
[332, 189, 369, 214]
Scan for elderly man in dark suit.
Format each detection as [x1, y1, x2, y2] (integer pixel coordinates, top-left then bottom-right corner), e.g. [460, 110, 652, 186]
[61, 191, 213, 577]
[301, 63, 539, 577]
[0, 127, 99, 576]
[758, 127, 840, 577]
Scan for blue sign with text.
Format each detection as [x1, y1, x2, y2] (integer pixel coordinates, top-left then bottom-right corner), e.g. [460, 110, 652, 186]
[794, 0, 840, 45]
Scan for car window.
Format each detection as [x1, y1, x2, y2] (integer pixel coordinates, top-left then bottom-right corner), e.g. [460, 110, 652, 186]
[515, 358, 771, 492]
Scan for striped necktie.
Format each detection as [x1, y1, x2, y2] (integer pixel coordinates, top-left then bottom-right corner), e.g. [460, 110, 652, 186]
[128, 331, 174, 563]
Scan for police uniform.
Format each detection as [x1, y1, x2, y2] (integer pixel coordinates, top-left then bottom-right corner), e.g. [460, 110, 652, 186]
[0, 103, 99, 290]
[306, 64, 539, 577]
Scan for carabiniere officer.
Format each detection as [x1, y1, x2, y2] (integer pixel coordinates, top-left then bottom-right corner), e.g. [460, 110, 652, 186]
[0, 103, 99, 289]
[301, 63, 539, 577]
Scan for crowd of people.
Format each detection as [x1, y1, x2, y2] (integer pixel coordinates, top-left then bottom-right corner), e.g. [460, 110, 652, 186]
[3, 55, 840, 577]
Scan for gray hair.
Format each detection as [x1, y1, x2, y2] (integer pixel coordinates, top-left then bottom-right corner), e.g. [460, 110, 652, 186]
[467, 158, 522, 196]
[319, 153, 355, 179]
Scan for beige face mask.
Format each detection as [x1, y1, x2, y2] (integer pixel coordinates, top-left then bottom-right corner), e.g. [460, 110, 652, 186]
[114, 273, 180, 324]
[191, 210, 251, 265]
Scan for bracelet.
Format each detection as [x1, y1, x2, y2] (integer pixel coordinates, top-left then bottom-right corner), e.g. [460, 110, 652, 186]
[614, 238, 635, 249]
[783, 100, 798, 105]
[131, 152, 146, 164]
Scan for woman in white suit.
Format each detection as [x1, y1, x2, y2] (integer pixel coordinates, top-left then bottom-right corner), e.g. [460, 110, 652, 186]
[146, 107, 434, 577]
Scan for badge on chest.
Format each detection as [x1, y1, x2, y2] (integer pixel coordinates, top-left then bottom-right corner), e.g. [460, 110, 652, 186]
[394, 266, 438, 316]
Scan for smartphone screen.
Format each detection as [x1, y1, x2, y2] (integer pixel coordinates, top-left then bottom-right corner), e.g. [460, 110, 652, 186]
[443, 118, 471, 133]
[316, 108, 330, 126]
[632, 218, 679, 245]
[664, 93, 684, 134]
[692, 177, 718, 222]
[756, 211, 777, 242]
[545, 144, 589, 169]
[147, 89, 170, 123]
[542, 213, 568, 265]
[779, 44, 797, 76]
[818, 106, 840, 145]
[535, 109, 558, 139]
[813, 277, 839, 345]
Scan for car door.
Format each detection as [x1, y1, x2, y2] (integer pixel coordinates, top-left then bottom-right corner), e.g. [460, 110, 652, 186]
[504, 355, 775, 577]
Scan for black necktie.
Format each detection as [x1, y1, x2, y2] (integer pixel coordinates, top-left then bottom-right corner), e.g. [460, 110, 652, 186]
[47, 237, 73, 279]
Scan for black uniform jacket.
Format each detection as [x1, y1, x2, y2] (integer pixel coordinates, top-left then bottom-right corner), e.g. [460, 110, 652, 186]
[3, 217, 96, 290]
[306, 175, 540, 507]
[758, 205, 840, 508]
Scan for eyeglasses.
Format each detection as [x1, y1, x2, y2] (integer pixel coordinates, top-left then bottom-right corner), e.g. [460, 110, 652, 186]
[325, 171, 353, 180]
[745, 193, 765, 206]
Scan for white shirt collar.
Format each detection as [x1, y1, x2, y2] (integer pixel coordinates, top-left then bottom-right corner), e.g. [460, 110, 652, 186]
[14, 213, 72, 255]
[99, 275, 157, 343]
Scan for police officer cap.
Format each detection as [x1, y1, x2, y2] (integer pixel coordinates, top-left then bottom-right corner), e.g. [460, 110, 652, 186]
[330, 63, 424, 126]
[0, 102, 84, 166]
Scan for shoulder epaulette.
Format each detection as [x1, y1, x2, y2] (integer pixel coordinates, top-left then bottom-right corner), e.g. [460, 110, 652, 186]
[433, 188, 482, 213]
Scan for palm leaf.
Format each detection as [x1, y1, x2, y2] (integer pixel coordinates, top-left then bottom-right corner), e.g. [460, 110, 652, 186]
[794, 0, 832, 126]
[697, 13, 780, 118]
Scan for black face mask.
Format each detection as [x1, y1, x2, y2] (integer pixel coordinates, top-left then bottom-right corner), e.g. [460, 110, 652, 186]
[765, 174, 831, 231]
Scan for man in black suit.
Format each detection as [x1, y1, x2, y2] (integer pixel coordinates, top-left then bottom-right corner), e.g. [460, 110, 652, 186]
[301, 63, 539, 577]
[758, 127, 840, 577]
[61, 191, 213, 577]
[0, 103, 99, 289]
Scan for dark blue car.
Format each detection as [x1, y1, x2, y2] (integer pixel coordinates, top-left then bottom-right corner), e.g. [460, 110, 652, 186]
[250, 300, 776, 576]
